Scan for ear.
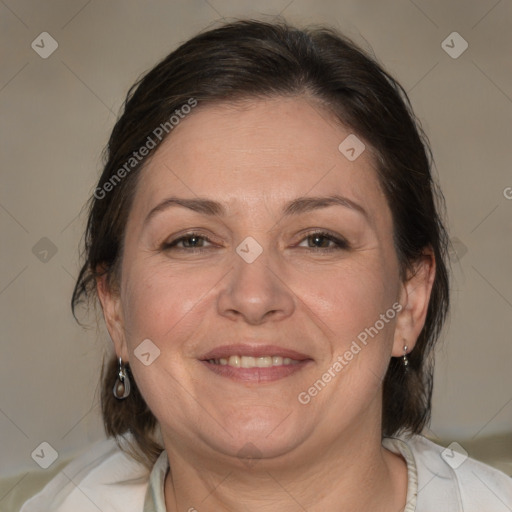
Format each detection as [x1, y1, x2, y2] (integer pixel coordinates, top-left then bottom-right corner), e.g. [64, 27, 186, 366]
[392, 247, 436, 357]
[96, 272, 129, 362]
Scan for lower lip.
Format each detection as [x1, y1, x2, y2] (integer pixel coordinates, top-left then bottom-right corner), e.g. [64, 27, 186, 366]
[200, 359, 313, 383]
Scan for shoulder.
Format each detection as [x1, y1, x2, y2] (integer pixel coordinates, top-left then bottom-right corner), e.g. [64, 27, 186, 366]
[20, 436, 151, 512]
[403, 433, 512, 511]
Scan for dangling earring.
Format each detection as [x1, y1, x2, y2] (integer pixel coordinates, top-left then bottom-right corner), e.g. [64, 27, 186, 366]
[113, 357, 131, 399]
[402, 345, 409, 372]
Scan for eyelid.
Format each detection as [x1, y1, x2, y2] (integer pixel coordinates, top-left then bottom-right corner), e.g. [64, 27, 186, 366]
[296, 230, 350, 250]
[162, 231, 216, 249]
[162, 229, 349, 252]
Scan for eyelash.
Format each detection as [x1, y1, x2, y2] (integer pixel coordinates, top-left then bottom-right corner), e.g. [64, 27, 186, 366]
[162, 230, 349, 253]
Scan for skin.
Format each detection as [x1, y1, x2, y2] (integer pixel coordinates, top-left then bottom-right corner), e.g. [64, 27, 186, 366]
[97, 96, 435, 512]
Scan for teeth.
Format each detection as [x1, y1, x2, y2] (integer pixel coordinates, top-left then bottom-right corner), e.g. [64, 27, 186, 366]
[241, 356, 255, 368]
[256, 356, 272, 367]
[209, 355, 300, 368]
[229, 355, 240, 367]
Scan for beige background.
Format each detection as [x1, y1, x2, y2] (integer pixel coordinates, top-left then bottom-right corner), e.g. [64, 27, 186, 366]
[1, 0, 511, 498]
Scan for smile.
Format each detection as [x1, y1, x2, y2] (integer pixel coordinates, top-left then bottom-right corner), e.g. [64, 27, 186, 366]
[207, 355, 300, 368]
[199, 344, 313, 382]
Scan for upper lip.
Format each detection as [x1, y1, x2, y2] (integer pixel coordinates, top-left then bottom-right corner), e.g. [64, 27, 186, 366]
[200, 344, 312, 361]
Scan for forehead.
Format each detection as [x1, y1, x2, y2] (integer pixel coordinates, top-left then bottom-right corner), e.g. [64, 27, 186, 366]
[130, 96, 387, 228]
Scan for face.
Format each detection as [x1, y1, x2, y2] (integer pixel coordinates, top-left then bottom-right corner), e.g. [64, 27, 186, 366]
[99, 96, 433, 465]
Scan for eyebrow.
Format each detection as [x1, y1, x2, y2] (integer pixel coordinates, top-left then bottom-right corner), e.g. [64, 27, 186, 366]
[143, 194, 369, 227]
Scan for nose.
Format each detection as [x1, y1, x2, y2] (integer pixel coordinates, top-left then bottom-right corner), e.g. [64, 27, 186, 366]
[216, 244, 296, 325]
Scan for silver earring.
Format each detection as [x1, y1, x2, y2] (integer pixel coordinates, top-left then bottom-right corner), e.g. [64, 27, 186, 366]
[402, 345, 409, 372]
[113, 357, 131, 399]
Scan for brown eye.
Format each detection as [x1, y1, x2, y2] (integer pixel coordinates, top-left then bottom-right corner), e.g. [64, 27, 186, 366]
[163, 233, 214, 251]
[298, 231, 349, 251]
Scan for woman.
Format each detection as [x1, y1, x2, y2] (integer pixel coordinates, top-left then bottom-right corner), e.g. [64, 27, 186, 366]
[21, 18, 512, 512]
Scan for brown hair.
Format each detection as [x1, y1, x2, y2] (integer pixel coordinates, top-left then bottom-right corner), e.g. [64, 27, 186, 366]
[72, 18, 451, 470]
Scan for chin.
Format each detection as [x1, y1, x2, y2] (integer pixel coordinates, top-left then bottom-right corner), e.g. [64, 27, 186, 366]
[215, 434, 302, 464]
[205, 410, 309, 461]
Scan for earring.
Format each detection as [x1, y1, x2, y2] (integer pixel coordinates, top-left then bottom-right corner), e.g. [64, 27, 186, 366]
[402, 345, 409, 372]
[113, 357, 131, 399]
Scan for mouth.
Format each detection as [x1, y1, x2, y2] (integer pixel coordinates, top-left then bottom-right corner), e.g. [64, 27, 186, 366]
[199, 344, 313, 383]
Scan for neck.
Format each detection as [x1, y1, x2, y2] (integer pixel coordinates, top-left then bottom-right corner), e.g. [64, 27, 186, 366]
[162, 423, 408, 512]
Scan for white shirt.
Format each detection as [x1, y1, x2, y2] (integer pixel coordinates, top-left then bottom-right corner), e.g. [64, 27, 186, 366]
[20, 433, 512, 511]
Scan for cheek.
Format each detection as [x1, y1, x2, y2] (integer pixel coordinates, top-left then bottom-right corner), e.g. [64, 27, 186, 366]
[121, 260, 224, 350]
[119, 263, 223, 426]
[294, 258, 395, 346]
